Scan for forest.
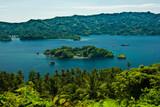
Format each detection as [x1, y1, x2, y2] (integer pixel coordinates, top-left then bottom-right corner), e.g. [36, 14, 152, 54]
[44, 46, 114, 59]
[0, 12, 160, 41]
[0, 63, 159, 107]
[0, 32, 11, 41]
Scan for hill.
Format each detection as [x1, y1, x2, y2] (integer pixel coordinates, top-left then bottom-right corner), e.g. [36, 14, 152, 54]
[0, 12, 160, 41]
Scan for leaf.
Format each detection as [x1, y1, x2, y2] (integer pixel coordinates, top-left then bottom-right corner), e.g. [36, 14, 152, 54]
[59, 98, 66, 105]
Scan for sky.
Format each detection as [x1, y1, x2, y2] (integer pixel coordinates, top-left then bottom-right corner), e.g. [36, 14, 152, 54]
[0, 0, 160, 22]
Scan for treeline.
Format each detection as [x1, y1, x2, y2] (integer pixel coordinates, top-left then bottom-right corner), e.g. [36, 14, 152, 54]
[44, 45, 114, 59]
[0, 64, 160, 107]
[0, 12, 160, 41]
[0, 32, 11, 41]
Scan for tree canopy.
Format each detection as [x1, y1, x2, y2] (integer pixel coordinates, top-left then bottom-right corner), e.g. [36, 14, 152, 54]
[0, 63, 160, 107]
[44, 46, 114, 59]
[0, 12, 160, 41]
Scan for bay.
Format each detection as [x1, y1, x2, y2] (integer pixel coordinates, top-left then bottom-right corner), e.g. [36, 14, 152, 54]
[0, 35, 160, 78]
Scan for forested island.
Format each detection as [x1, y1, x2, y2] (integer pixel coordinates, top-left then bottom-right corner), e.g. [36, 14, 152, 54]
[0, 12, 160, 41]
[117, 54, 126, 59]
[0, 64, 159, 106]
[44, 46, 114, 59]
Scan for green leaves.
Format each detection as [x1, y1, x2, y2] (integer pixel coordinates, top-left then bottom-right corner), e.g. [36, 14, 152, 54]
[44, 46, 114, 59]
[0, 63, 160, 106]
[1, 12, 160, 41]
[0, 84, 53, 107]
[139, 88, 160, 106]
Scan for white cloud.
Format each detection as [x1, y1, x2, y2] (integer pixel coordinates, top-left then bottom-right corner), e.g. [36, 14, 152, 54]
[73, 3, 160, 13]
[0, 5, 7, 9]
[0, 3, 159, 22]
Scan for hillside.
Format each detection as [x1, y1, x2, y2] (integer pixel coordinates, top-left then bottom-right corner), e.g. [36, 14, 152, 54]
[0, 12, 160, 41]
[0, 64, 160, 106]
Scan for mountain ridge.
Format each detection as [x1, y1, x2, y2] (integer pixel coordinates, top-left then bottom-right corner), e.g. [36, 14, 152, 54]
[0, 12, 160, 41]
[0, 12, 159, 23]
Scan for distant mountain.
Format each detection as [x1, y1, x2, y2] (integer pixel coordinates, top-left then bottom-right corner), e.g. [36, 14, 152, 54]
[0, 12, 160, 41]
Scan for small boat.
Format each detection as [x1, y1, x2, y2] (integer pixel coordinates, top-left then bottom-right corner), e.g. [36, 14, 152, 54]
[36, 52, 40, 55]
[49, 61, 55, 65]
[120, 44, 129, 46]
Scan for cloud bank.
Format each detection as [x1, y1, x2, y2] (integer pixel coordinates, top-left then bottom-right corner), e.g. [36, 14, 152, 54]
[0, 3, 159, 22]
[73, 3, 160, 13]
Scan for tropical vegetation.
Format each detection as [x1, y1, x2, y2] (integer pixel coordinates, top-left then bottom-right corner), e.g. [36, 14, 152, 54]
[44, 46, 114, 59]
[0, 12, 160, 41]
[117, 54, 126, 59]
[0, 63, 160, 107]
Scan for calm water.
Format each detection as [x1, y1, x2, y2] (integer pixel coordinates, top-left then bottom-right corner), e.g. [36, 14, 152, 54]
[0, 35, 160, 78]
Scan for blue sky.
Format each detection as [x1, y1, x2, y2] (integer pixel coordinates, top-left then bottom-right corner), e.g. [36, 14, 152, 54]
[0, 0, 160, 22]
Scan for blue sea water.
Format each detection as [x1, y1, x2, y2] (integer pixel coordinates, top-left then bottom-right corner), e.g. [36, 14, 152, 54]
[0, 35, 160, 78]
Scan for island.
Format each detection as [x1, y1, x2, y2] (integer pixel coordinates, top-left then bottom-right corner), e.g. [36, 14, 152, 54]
[44, 46, 114, 59]
[73, 36, 81, 41]
[117, 54, 126, 59]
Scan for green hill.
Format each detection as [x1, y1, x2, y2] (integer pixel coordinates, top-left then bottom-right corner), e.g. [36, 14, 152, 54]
[0, 12, 160, 41]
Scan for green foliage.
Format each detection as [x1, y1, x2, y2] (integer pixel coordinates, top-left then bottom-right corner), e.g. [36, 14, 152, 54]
[0, 82, 53, 107]
[0, 12, 160, 41]
[138, 88, 160, 106]
[117, 54, 126, 59]
[0, 63, 160, 107]
[0, 35, 11, 41]
[44, 45, 114, 59]
[75, 99, 119, 107]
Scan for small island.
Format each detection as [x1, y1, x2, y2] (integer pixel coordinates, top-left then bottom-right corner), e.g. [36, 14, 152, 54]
[117, 54, 126, 59]
[44, 46, 114, 59]
[73, 36, 81, 41]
